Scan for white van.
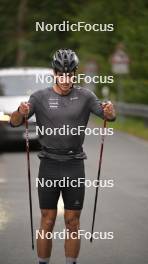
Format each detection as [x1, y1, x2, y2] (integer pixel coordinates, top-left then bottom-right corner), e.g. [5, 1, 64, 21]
[0, 67, 53, 146]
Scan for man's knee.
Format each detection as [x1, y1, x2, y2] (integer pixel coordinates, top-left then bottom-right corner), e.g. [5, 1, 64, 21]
[65, 217, 80, 232]
[41, 210, 56, 231]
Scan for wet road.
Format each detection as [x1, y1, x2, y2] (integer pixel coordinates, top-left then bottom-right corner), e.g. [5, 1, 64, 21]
[0, 126, 148, 264]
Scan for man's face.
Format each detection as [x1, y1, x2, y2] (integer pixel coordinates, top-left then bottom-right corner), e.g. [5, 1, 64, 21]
[55, 71, 75, 93]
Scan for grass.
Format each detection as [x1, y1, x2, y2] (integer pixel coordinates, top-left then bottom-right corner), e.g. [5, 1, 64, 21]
[93, 115, 148, 141]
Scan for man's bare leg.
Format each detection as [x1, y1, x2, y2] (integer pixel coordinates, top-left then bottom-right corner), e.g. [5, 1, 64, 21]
[37, 209, 57, 262]
[64, 210, 81, 263]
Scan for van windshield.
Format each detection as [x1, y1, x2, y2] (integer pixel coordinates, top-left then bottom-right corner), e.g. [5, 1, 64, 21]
[0, 74, 53, 96]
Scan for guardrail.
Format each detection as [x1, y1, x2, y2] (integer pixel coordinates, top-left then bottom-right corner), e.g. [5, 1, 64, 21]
[116, 102, 148, 118]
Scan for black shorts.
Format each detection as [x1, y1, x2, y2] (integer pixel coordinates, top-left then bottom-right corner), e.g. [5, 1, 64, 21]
[38, 158, 85, 210]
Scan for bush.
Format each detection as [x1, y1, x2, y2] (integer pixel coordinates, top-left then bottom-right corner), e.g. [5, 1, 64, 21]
[121, 79, 148, 104]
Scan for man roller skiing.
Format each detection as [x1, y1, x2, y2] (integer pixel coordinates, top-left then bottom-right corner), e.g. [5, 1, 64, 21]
[10, 49, 116, 264]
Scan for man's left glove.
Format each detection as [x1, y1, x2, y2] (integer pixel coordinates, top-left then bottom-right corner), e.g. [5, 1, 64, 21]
[102, 101, 116, 121]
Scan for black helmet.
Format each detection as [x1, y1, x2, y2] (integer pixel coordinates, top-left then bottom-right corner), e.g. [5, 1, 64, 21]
[52, 49, 79, 73]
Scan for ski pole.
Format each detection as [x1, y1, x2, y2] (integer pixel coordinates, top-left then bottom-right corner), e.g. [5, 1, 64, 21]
[90, 119, 107, 243]
[24, 115, 34, 250]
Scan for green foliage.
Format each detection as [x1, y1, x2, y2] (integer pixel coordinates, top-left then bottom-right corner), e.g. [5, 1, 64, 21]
[122, 79, 148, 104]
[0, 0, 148, 104]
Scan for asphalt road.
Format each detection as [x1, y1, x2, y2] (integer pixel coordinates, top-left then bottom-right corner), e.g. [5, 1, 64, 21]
[0, 124, 148, 264]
